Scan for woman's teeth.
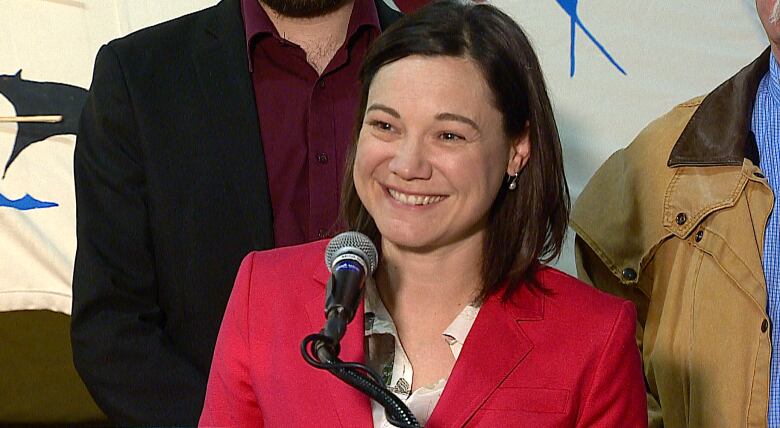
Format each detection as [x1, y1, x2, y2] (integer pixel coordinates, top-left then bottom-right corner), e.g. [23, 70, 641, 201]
[388, 188, 445, 206]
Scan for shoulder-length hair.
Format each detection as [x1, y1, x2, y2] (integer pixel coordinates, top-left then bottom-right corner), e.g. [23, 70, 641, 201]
[340, 0, 570, 301]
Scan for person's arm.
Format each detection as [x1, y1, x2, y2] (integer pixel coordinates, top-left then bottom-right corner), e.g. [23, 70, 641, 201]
[575, 236, 662, 428]
[200, 253, 263, 427]
[574, 299, 647, 428]
[71, 44, 206, 425]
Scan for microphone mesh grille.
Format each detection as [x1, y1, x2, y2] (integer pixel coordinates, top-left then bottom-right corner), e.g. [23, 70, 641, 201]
[325, 231, 378, 275]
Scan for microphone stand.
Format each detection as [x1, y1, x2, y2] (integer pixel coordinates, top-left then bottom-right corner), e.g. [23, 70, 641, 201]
[301, 332, 421, 428]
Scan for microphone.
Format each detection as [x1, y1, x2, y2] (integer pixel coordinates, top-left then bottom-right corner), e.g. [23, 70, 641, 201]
[319, 231, 378, 359]
[301, 232, 419, 427]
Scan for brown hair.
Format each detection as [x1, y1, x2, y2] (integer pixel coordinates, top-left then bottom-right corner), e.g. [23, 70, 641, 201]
[341, 0, 570, 301]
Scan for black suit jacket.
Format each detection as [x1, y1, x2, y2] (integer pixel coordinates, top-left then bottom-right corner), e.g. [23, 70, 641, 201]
[71, 0, 401, 424]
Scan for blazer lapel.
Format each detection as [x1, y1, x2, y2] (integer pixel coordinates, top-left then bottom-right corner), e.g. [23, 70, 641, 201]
[304, 263, 374, 427]
[190, 0, 274, 247]
[185, 0, 399, 251]
[427, 287, 543, 427]
[375, 0, 403, 29]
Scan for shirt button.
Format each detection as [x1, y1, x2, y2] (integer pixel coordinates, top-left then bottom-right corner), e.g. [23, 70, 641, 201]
[762, 319, 769, 333]
[675, 212, 687, 225]
[316, 152, 329, 164]
[622, 268, 637, 281]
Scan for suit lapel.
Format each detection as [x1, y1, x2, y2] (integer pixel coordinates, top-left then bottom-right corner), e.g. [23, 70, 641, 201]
[190, 0, 274, 247]
[374, 0, 403, 29]
[185, 0, 398, 251]
[304, 263, 374, 427]
[427, 287, 543, 427]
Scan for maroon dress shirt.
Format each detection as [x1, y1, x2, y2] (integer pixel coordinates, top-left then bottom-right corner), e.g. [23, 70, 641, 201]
[241, 0, 380, 247]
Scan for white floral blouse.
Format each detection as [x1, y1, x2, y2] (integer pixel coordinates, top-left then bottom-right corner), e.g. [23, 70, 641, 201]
[363, 277, 480, 427]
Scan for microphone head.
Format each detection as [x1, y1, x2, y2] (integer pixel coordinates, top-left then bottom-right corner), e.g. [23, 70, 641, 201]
[325, 231, 379, 275]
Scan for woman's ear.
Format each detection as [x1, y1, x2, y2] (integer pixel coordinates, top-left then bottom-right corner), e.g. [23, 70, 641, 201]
[506, 122, 531, 175]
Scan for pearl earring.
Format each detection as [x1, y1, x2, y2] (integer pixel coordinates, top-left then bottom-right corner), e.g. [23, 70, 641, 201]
[507, 173, 518, 190]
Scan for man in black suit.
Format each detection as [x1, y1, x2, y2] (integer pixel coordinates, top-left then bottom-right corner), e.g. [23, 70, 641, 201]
[71, 0, 401, 424]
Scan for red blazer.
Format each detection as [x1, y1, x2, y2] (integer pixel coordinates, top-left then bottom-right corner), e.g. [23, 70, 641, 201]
[200, 240, 646, 427]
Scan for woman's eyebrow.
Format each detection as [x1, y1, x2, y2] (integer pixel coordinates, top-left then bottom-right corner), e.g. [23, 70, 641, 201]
[366, 104, 400, 118]
[365, 106, 480, 132]
[435, 112, 479, 131]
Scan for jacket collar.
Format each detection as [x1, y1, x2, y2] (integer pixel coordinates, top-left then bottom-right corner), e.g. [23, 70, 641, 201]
[374, 0, 403, 29]
[428, 285, 540, 426]
[668, 48, 770, 167]
[191, 0, 276, 247]
[310, 259, 543, 427]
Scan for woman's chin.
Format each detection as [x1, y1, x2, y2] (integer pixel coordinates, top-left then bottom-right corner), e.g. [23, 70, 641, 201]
[378, 225, 438, 251]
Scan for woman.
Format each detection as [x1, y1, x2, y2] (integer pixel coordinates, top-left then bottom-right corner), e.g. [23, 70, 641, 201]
[199, 1, 646, 426]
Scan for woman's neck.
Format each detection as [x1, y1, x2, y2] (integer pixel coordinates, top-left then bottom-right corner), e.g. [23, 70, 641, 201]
[374, 234, 486, 392]
[376, 233, 484, 321]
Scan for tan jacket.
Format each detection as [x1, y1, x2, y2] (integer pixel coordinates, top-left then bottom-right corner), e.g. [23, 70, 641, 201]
[571, 49, 774, 428]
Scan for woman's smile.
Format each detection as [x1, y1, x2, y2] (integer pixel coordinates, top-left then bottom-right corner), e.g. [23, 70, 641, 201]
[386, 187, 447, 207]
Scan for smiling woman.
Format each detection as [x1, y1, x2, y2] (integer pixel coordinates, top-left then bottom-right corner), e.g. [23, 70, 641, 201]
[200, 1, 647, 427]
[354, 55, 525, 259]
[343, 0, 568, 302]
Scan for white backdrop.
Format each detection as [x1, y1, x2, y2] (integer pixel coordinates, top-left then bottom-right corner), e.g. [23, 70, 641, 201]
[501, 0, 768, 272]
[0, 0, 769, 313]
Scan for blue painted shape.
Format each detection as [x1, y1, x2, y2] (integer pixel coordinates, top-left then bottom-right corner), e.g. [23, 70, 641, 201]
[556, 0, 578, 16]
[554, 0, 626, 77]
[0, 192, 58, 210]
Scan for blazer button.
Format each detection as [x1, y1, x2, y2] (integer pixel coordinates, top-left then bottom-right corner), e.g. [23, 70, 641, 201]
[316, 152, 329, 164]
[695, 230, 704, 242]
[676, 213, 687, 225]
[754, 172, 765, 179]
[622, 268, 637, 281]
[762, 319, 769, 333]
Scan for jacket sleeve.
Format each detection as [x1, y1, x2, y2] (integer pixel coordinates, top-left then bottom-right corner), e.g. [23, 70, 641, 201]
[574, 236, 662, 428]
[200, 253, 263, 427]
[574, 299, 647, 428]
[71, 44, 206, 425]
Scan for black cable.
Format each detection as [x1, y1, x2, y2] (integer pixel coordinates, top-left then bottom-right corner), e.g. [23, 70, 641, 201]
[301, 334, 421, 428]
[327, 365, 419, 428]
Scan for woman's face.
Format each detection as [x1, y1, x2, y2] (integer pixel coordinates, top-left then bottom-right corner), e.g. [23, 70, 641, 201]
[353, 55, 530, 252]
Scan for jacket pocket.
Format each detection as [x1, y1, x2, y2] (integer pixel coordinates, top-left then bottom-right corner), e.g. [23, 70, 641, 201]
[482, 387, 570, 414]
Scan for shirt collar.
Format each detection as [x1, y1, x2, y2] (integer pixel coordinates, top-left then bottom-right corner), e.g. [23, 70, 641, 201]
[363, 277, 480, 352]
[240, 0, 381, 71]
[364, 276, 396, 336]
[442, 305, 479, 348]
[768, 52, 780, 102]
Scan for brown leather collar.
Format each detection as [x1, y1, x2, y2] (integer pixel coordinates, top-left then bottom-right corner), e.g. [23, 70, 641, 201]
[668, 48, 770, 167]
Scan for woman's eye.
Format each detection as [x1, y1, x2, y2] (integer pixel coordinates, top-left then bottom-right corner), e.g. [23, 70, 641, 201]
[369, 120, 394, 132]
[440, 132, 464, 141]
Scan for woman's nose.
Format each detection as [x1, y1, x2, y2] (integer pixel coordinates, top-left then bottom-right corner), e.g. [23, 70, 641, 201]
[387, 136, 433, 181]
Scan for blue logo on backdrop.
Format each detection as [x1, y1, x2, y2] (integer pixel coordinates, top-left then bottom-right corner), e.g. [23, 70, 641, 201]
[0, 193, 59, 210]
[0, 70, 87, 210]
[555, 0, 626, 77]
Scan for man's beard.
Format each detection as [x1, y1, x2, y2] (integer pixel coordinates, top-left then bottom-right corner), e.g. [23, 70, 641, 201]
[771, 0, 780, 24]
[260, 0, 351, 18]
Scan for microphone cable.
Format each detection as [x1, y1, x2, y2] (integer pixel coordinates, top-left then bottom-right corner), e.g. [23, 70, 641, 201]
[301, 332, 421, 428]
